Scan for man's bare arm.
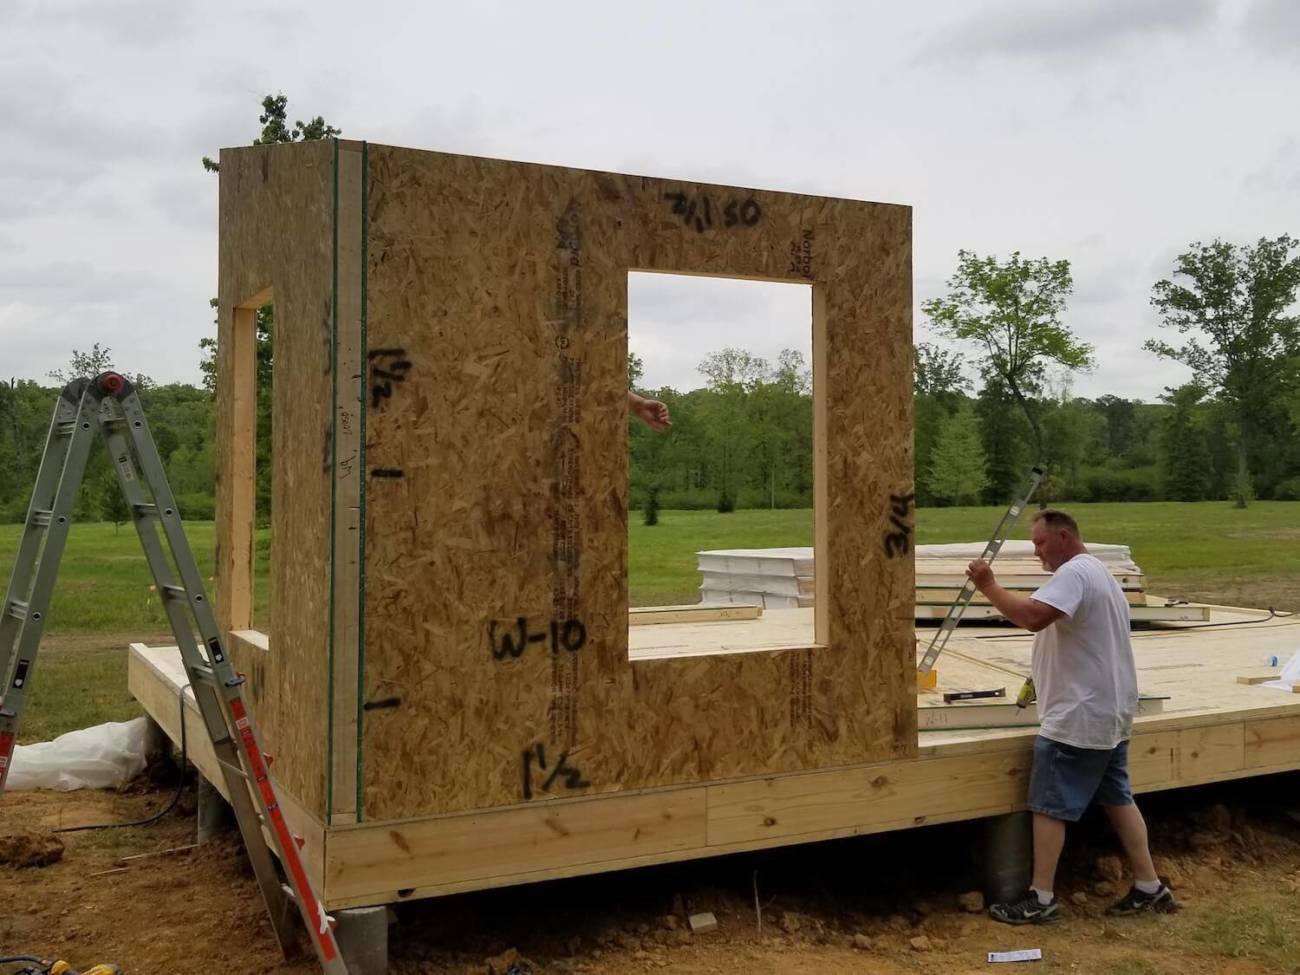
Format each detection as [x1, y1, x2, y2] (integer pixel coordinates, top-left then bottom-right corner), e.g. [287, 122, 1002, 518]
[966, 559, 1064, 633]
[629, 390, 671, 432]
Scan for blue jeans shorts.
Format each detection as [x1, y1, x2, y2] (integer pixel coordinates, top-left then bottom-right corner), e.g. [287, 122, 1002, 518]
[1028, 736, 1134, 822]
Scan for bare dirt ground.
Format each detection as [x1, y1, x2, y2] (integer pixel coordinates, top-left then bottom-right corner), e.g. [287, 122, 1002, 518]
[3, 771, 1300, 975]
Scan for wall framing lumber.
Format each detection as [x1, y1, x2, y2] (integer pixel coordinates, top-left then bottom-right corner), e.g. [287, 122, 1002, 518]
[215, 305, 257, 634]
[217, 139, 338, 817]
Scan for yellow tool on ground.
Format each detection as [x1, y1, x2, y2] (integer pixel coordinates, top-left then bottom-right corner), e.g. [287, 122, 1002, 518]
[49, 963, 123, 975]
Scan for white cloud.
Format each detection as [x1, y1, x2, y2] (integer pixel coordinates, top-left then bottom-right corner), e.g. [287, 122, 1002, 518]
[1241, 0, 1300, 60]
[630, 274, 811, 392]
[918, 0, 1219, 62]
[0, 0, 1293, 406]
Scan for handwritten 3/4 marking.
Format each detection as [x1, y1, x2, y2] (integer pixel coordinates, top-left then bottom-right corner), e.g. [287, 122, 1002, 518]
[521, 742, 590, 800]
[883, 492, 916, 558]
[368, 347, 412, 410]
[487, 617, 587, 660]
[663, 191, 762, 233]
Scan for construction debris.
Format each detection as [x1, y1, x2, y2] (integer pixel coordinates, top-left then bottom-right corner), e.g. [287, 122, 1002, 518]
[688, 912, 718, 934]
[0, 830, 64, 868]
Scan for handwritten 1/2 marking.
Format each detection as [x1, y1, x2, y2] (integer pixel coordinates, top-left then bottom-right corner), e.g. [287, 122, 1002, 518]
[521, 742, 590, 800]
[368, 347, 412, 410]
[663, 191, 762, 233]
[883, 492, 916, 558]
[487, 617, 588, 661]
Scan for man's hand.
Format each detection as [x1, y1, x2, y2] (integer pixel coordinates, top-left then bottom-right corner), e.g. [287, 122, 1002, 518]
[966, 558, 995, 593]
[967, 558, 1064, 633]
[629, 391, 672, 432]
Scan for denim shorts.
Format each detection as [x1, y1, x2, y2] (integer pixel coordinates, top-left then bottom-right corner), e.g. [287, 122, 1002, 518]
[1028, 736, 1134, 822]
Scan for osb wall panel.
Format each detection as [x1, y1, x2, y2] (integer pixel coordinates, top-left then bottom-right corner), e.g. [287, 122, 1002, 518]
[217, 140, 335, 817]
[359, 145, 913, 821]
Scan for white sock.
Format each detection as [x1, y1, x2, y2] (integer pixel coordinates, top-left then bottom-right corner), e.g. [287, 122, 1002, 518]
[1135, 878, 1161, 895]
[1031, 886, 1054, 905]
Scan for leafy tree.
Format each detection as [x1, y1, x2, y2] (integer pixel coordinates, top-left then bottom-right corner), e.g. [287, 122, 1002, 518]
[975, 378, 1031, 505]
[202, 94, 341, 172]
[48, 343, 115, 385]
[643, 485, 660, 526]
[913, 342, 969, 398]
[698, 348, 770, 391]
[923, 250, 1094, 462]
[93, 464, 132, 532]
[925, 404, 987, 505]
[1040, 397, 1105, 498]
[1093, 394, 1137, 457]
[1159, 384, 1211, 501]
[913, 343, 971, 503]
[697, 348, 769, 506]
[1146, 235, 1300, 506]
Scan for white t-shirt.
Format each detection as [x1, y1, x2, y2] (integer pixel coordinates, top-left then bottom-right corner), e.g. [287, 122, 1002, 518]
[1029, 553, 1139, 749]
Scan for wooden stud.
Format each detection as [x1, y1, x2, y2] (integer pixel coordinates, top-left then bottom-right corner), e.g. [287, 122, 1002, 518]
[215, 304, 257, 634]
[218, 139, 338, 817]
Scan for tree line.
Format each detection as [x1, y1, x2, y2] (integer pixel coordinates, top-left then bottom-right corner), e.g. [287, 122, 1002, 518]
[916, 235, 1300, 508]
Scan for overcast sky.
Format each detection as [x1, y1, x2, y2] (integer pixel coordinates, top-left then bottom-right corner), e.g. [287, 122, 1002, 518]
[2, 0, 1297, 401]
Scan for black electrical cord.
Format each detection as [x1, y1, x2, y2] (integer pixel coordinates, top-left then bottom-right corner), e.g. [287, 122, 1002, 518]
[971, 607, 1298, 640]
[52, 684, 189, 834]
[0, 957, 50, 975]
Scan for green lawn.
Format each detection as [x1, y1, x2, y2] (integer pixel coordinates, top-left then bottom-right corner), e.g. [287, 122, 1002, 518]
[0, 521, 272, 635]
[3, 502, 1298, 741]
[1, 502, 1297, 633]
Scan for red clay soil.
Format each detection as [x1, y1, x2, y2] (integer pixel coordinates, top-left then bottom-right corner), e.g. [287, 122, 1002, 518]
[2, 774, 1299, 975]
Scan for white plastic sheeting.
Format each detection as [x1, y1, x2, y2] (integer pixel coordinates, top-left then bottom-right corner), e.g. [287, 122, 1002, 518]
[6, 717, 150, 791]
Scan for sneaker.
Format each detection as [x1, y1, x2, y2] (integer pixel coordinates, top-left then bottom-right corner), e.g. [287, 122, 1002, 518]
[989, 890, 1061, 925]
[1107, 884, 1178, 916]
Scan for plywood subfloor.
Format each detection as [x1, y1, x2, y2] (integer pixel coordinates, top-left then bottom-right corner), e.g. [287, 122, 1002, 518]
[629, 607, 816, 659]
[129, 602, 1300, 909]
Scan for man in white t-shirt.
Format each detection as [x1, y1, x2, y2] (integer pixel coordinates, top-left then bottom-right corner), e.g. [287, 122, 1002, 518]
[966, 509, 1176, 924]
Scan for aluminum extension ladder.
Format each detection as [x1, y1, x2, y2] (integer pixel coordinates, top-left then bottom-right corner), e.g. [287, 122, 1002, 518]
[0, 373, 348, 974]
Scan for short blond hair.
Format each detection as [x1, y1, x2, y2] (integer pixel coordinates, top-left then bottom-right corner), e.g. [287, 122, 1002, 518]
[1030, 508, 1079, 536]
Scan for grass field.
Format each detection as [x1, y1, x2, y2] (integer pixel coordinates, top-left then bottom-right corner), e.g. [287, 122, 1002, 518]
[3, 501, 1298, 741]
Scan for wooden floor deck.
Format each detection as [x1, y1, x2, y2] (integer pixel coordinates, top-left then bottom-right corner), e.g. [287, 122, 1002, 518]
[129, 603, 1300, 910]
